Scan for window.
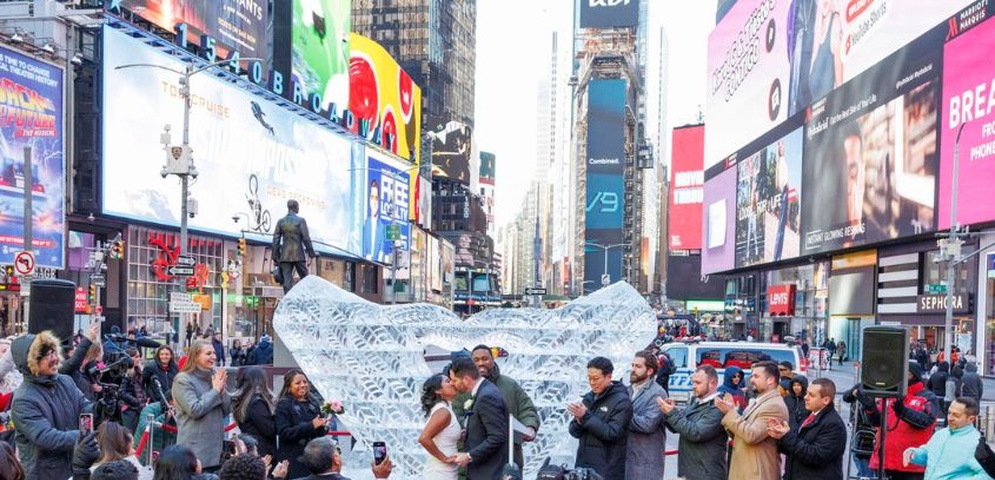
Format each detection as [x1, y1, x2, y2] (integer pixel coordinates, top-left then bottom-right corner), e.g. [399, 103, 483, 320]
[664, 346, 687, 368]
[360, 264, 379, 293]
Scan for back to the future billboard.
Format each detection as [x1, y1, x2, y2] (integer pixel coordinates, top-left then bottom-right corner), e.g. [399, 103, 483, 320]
[584, 79, 626, 289]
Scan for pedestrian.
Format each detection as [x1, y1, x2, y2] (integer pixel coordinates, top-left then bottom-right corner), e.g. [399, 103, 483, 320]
[767, 377, 847, 479]
[120, 348, 149, 432]
[784, 375, 809, 429]
[133, 389, 177, 465]
[211, 332, 226, 367]
[568, 357, 632, 480]
[173, 339, 231, 472]
[625, 351, 667, 480]
[185, 321, 194, 348]
[961, 362, 984, 403]
[657, 365, 727, 480]
[246, 335, 273, 366]
[903, 396, 990, 479]
[928, 361, 950, 417]
[862, 361, 937, 480]
[275, 369, 329, 479]
[717, 366, 747, 411]
[229, 340, 246, 367]
[823, 338, 837, 371]
[272, 199, 317, 293]
[778, 361, 795, 396]
[715, 360, 788, 480]
[91, 421, 152, 480]
[298, 436, 394, 480]
[232, 367, 277, 458]
[837, 340, 847, 366]
[143, 345, 179, 400]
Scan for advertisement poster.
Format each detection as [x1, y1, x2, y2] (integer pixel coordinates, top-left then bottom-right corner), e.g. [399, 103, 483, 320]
[939, 13, 995, 228]
[735, 128, 803, 267]
[362, 153, 411, 263]
[801, 41, 940, 255]
[273, 0, 351, 113]
[101, 27, 362, 256]
[348, 33, 422, 164]
[702, 166, 737, 275]
[428, 117, 473, 185]
[669, 125, 705, 251]
[111, 0, 269, 62]
[579, 0, 639, 29]
[584, 79, 626, 287]
[0, 46, 64, 268]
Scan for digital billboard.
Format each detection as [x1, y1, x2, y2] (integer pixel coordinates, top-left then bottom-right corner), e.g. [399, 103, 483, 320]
[584, 79, 626, 287]
[479, 151, 496, 186]
[579, 0, 639, 29]
[706, 0, 974, 171]
[111, 0, 269, 63]
[939, 10, 995, 229]
[801, 36, 941, 255]
[274, 0, 351, 114]
[669, 125, 705, 251]
[428, 118, 473, 185]
[702, 166, 737, 274]
[362, 152, 411, 264]
[735, 128, 803, 267]
[0, 46, 64, 268]
[101, 27, 363, 256]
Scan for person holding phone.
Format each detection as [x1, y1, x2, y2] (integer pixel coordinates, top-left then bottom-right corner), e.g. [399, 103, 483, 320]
[173, 339, 231, 473]
[275, 369, 327, 479]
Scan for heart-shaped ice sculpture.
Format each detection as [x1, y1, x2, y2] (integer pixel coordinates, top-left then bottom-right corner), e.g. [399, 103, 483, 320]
[272, 276, 657, 478]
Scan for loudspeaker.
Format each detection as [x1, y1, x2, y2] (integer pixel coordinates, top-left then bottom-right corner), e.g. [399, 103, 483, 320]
[28, 279, 77, 342]
[861, 326, 910, 398]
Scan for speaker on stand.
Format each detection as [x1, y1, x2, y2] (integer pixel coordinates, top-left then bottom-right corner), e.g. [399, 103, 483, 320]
[860, 326, 910, 480]
[27, 279, 77, 343]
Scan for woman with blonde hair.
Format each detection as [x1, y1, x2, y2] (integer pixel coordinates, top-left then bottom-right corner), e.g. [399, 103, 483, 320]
[172, 339, 230, 472]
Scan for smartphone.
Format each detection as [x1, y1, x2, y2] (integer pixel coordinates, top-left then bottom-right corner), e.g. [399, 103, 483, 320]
[373, 441, 387, 465]
[78, 413, 93, 436]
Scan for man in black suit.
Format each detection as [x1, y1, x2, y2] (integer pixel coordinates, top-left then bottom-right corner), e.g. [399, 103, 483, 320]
[767, 377, 847, 479]
[272, 199, 317, 293]
[449, 356, 509, 479]
[292, 437, 393, 480]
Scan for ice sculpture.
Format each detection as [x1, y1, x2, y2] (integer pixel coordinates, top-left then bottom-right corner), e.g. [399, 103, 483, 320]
[272, 276, 658, 479]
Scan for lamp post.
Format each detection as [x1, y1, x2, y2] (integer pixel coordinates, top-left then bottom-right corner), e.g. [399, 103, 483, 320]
[941, 123, 968, 364]
[584, 241, 627, 286]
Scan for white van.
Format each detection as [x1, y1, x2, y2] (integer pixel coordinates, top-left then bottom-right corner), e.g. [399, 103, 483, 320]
[660, 341, 806, 403]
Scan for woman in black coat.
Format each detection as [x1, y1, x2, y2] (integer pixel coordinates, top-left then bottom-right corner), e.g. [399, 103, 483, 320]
[142, 345, 178, 401]
[274, 369, 330, 479]
[232, 367, 277, 458]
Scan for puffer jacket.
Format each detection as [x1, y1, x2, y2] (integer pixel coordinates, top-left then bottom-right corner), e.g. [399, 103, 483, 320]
[568, 380, 633, 480]
[10, 331, 91, 480]
[717, 366, 747, 410]
[784, 374, 810, 428]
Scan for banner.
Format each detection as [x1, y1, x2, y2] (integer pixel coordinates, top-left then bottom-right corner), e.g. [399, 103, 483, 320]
[362, 153, 411, 263]
[702, 166, 737, 275]
[735, 128, 803, 267]
[428, 117, 473, 185]
[584, 79, 626, 287]
[0, 46, 64, 268]
[669, 125, 705, 251]
[101, 27, 362, 257]
[579, 0, 639, 29]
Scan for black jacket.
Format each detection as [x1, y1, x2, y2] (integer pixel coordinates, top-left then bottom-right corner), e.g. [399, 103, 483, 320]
[463, 379, 510, 479]
[275, 395, 327, 479]
[141, 359, 178, 400]
[777, 403, 847, 480]
[237, 393, 277, 458]
[568, 381, 633, 480]
[784, 375, 809, 429]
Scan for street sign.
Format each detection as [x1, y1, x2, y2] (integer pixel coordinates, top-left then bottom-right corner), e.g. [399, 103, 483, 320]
[166, 265, 195, 276]
[176, 256, 196, 266]
[89, 274, 106, 287]
[525, 287, 547, 296]
[14, 251, 34, 276]
[386, 224, 401, 241]
[169, 301, 202, 313]
[170, 292, 192, 302]
[926, 283, 947, 294]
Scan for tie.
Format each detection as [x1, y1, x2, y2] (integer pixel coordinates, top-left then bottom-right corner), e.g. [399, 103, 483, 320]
[801, 413, 817, 428]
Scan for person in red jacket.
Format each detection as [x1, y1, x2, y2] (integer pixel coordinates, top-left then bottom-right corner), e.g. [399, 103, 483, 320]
[855, 361, 937, 480]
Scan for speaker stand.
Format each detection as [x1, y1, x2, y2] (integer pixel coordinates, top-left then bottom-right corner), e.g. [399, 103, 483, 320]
[877, 399, 890, 480]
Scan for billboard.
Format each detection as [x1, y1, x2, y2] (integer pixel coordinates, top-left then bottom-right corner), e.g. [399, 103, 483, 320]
[479, 151, 496, 185]
[939, 11, 995, 228]
[801, 36, 941, 255]
[584, 79, 626, 287]
[702, 166, 737, 274]
[362, 153, 411, 264]
[111, 0, 269, 62]
[706, 0, 973, 170]
[101, 27, 363, 256]
[0, 46, 64, 268]
[669, 125, 705, 251]
[579, 0, 639, 29]
[735, 128, 803, 267]
[348, 33, 422, 164]
[274, 0, 351, 113]
[428, 118, 473, 185]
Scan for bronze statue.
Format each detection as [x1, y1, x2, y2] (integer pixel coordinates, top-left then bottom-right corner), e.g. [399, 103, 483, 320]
[272, 199, 317, 292]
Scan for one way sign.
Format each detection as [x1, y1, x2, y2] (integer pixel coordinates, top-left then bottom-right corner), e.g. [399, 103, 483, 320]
[525, 287, 547, 296]
[167, 265, 195, 276]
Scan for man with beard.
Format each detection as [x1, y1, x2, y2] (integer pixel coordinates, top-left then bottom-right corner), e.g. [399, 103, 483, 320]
[452, 345, 539, 471]
[716, 360, 789, 480]
[625, 351, 667, 480]
[657, 365, 727, 480]
[568, 357, 632, 480]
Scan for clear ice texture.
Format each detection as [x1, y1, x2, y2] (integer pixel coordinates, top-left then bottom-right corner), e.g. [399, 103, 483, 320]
[272, 275, 658, 479]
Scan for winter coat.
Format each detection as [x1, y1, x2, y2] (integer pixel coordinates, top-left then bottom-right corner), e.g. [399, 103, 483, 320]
[928, 361, 950, 398]
[247, 339, 273, 365]
[962, 363, 984, 401]
[59, 337, 96, 402]
[717, 365, 747, 410]
[908, 424, 990, 479]
[133, 400, 177, 465]
[777, 403, 847, 480]
[722, 389, 789, 480]
[625, 381, 667, 480]
[236, 393, 277, 458]
[211, 338, 225, 366]
[142, 358, 178, 400]
[663, 394, 727, 480]
[275, 395, 327, 479]
[9, 331, 92, 480]
[784, 375, 809, 429]
[867, 381, 936, 473]
[173, 367, 232, 469]
[569, 380, 633, 480]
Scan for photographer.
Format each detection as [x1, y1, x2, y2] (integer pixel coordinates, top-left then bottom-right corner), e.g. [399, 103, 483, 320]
[62, 322, 102, 402]
[121, 348, 149, 432]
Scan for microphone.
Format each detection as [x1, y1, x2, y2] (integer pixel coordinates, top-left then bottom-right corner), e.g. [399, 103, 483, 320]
[107, 334, 162, 349]
[91, 355, 133, 377]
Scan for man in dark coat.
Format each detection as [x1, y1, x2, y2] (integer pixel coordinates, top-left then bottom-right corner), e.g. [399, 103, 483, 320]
[568, 356, 633, 480]
[10, 330, 92, 480]
[449, 356, 509, 479]
[272, 199, 317, 293]
[961, 362, 984, 404]
[659, 364, 727, 480]
[293, 436, 393, 480]
[768, 377, 847, 480]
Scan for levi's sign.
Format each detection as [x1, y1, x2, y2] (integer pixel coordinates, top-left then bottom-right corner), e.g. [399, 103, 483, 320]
[916, 294, 970, 314]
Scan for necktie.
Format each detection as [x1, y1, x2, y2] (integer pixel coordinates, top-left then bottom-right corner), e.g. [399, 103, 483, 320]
[801, 413, 817, 428]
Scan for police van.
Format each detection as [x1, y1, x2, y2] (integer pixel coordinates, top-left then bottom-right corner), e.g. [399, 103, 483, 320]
[660, 341, 806, 403]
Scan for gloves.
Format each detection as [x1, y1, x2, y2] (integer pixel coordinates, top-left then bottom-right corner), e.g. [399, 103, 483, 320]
[72, 431, 99, 474]
[891, 399, 905, 415]
[976, 435, 995, 477]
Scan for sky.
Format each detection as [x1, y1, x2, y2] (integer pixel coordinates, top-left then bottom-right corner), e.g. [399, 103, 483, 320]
[476, 1, 717, 228]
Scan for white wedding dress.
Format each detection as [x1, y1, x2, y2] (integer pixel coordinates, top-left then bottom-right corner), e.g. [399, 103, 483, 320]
[422, 401, 460, 480]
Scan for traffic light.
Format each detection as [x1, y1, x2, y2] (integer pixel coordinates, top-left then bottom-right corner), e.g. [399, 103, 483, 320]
[88, 283, 96, 303]
[111, 239, 124, 260]
[237, 238, 246, 257]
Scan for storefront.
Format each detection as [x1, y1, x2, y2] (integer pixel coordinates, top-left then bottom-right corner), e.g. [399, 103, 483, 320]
[828, 250, 877, 362]
[761, 261, 829, 344]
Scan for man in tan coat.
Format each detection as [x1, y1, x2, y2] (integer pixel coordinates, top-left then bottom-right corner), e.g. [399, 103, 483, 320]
[716, 360, 789, 480]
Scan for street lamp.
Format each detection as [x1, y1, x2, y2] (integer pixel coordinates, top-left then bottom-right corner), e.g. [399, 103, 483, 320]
[584, 241, 627, 286]
[115, 57, 261, 256]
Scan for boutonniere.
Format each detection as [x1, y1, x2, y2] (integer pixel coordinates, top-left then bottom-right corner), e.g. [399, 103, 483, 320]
[463, 398, 474, 411]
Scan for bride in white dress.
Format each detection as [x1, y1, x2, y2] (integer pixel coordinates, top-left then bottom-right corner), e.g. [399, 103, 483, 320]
[418, 373, 460, 480]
